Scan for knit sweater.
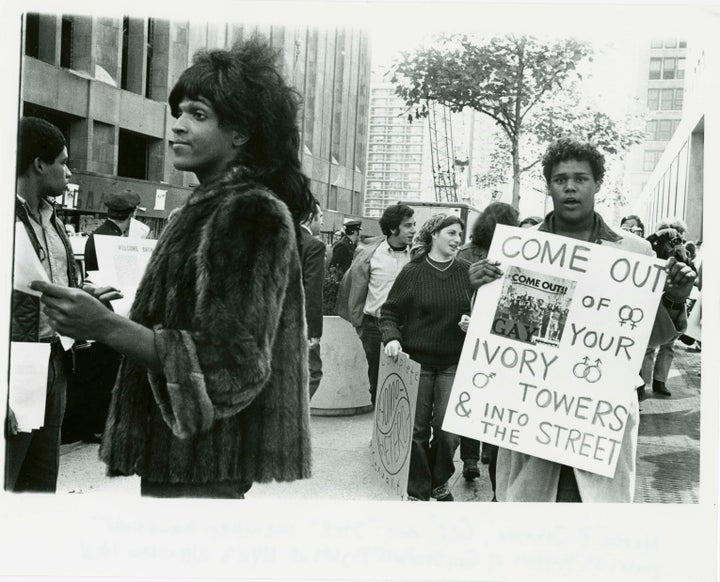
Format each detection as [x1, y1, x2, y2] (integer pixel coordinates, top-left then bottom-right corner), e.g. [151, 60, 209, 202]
[379, 258, 472, 367]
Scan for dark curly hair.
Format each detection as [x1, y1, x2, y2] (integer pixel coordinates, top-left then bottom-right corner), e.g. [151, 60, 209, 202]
[379, 203, 415, 236]
[542, 138, 606, 184]
[470, 202, 519, 250]
[17, 117, 66, 176]
[169, 37, 314, 224]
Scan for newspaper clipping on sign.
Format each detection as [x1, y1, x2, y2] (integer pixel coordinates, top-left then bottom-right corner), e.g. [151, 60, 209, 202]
[443, 225, 667, 477]
[370, 350, 420, 500]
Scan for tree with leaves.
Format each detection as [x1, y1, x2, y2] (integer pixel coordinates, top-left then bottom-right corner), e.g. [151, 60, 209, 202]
[391, 34, 643, 210]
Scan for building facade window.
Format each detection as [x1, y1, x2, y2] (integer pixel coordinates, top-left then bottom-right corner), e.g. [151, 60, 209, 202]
[25, 13, 40, 58]
[662, 58, 676, 79]
[649, 58, 662, 79]
[647, 89, 659, 110]
[674, 88, 684, 109]
[657, 119, 673, 141]
[649, 57, 685, 80]
[60, 16, 73, 68]
[646, 119, 680, 142]
[660, 88, 675, 110]
[677, 57, 686, 79]
[643, 150, 663, 172]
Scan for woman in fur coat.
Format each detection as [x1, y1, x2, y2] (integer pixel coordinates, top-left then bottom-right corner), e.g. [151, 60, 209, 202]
[31, 38, 315, 498]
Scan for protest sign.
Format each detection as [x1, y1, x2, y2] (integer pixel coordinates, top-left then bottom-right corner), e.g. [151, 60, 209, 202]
[93, 235, 157, 317]
[370, 350, 420, 500]
[443, 225, 666, 477]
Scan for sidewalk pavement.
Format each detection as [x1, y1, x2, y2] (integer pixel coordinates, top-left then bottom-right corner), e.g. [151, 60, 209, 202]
[56, 341, 701, 503]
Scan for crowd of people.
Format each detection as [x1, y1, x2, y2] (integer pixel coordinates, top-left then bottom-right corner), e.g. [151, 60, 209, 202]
[7, 36, 698, 503]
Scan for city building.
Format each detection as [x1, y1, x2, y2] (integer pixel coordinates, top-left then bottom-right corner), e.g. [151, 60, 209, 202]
[364, 81, 429, 218]
[629, 36, 712, 242]
[19, 14, 371, 236]
[624, 38, 688, 204]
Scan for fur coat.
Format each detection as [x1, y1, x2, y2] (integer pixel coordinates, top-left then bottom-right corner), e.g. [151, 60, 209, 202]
[99, 170, 312, 484]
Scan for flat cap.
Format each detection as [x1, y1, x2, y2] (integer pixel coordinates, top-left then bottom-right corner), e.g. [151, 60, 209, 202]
[104, 189, 142, 212]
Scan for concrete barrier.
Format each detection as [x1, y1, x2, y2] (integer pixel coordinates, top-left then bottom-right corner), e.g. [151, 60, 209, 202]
[310, 316, 374, 416]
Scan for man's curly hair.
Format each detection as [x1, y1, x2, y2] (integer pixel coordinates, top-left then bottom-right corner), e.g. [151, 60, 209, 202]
[542, 138, 606, 184]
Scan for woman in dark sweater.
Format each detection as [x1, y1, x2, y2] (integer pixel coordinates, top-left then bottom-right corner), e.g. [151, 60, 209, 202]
[380, 214, 472, 501]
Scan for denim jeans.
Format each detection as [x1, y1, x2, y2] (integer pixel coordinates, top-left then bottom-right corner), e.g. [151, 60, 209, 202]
[408, 363, 460, 500]
[460, 436, 480, 462]
[641, 339, 675, 384]
[358, 315, 382, 405]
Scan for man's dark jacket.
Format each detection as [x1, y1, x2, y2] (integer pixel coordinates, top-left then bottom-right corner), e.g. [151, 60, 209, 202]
[83, 219, 123, 274]
[329, 235, 356, 275]
[13, 199, 77, 342]
[299, 228, 325, 338]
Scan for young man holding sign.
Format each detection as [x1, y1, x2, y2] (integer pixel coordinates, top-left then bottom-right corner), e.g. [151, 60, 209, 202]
[467, 138, 696, 502]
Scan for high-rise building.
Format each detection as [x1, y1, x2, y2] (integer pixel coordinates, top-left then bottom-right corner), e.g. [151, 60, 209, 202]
[624, 38, 688, 203]
[19, 14, 371, 233]
[364, 83, 428, 218]
[629, 36, 710, 242]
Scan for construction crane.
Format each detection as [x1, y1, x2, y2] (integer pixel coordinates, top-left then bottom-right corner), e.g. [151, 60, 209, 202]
[427, 101, 458, 203]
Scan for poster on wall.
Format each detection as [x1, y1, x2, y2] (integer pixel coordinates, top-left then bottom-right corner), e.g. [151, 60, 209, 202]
[443, 225, 666, 477]
[370, 350, 420, 500]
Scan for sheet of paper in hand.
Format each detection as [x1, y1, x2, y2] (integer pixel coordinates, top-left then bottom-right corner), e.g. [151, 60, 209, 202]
[370, 349, 420, 500]
[443, 225, 666, 477]
[93, 235, 158, 316]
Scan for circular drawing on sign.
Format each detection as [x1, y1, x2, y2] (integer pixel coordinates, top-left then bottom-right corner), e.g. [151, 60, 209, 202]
[375, 372, 412, 476]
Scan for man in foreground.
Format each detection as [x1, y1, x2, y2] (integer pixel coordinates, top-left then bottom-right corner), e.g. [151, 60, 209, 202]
[468, 138, 695, 502]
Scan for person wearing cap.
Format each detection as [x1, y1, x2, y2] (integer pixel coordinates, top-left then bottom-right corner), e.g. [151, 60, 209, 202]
[328, 219, 362, 277]
[83, 189, 142, 274]
[66, 189, 142, 444]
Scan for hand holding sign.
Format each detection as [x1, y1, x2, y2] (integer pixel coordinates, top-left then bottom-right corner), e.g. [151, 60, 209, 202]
[469, 259, 503, 289]
[663, 256, 696, 302]
[384, 340, 402, 360]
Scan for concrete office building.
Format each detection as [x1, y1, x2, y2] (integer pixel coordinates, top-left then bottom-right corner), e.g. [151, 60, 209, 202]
[624, 38, 688, 203]
[364, 82, 428, 218]
[20, 14, 371, 235]
[630, 38, 712, 242]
